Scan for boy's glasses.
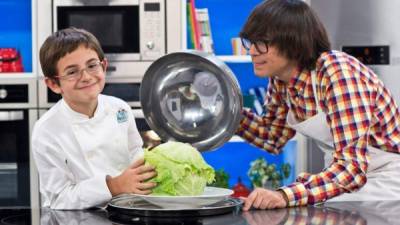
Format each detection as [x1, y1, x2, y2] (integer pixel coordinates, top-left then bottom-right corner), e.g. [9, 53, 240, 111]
[241, 38, 269, 54]
[55, 60, 104, 81]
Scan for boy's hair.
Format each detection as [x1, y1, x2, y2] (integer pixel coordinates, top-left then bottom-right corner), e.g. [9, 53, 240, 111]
[240, 0, 331, 70]
[39, 27, 105, 79]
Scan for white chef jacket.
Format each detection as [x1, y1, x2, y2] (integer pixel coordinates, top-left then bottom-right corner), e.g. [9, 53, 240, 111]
[31, 94, 143, 209]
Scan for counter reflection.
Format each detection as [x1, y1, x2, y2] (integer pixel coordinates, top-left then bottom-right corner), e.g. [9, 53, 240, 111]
[38, 201, 400, 225]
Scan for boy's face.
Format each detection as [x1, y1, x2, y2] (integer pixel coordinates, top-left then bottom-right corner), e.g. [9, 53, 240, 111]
[46, 45, 106, 109]
[249, 45, 295, 80]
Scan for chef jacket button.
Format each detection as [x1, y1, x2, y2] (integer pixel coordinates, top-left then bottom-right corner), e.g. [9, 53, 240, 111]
[86, 151, 94, 159]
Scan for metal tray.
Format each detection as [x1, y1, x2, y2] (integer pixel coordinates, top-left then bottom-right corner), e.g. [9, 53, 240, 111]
[106, 195, 243, 218]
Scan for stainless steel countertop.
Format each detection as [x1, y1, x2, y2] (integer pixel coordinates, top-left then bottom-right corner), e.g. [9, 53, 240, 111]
[14, 200, 399, 225]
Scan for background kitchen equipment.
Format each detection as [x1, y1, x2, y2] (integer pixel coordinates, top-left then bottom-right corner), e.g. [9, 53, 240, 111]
[37, 0, 185, 110]
[0, 48, 24, 73]
[140, 50, 243, 151]
[307, 0, 400, 172]
[0, 76, 39, 208]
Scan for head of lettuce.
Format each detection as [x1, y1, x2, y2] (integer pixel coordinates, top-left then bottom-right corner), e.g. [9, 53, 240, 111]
[144, 141, 215, 196]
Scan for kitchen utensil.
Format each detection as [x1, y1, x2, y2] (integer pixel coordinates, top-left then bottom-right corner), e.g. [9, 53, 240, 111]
[140, 50, 243, 151]
[107, 194, 242, 217]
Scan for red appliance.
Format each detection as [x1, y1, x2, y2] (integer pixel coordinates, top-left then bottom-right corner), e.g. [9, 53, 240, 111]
[0, 48, 24, 72]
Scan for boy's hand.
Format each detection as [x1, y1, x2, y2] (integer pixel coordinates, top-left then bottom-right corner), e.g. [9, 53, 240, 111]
[106, 158, 157, 196]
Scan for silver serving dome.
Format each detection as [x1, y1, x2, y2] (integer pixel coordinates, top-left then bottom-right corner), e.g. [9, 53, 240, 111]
[140, 50, 243, 151]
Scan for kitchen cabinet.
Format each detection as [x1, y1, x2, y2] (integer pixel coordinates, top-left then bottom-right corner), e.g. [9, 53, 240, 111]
[0, 0, 40, 209]
[186, 0, 299, 188]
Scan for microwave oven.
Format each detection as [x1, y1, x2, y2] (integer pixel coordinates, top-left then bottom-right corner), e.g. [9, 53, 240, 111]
[52, 0, 170, 76]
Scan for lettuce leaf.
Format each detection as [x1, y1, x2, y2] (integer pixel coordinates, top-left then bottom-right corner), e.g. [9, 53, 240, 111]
[144, 141, 215, 196]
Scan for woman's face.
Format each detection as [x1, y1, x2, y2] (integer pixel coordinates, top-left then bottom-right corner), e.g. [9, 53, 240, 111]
[249, 43, 297, 82]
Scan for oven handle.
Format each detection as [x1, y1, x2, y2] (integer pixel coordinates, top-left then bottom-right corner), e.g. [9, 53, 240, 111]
[0, 111, 24, 121]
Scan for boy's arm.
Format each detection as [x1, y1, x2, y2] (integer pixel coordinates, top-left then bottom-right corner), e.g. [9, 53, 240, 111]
[32, 135, 112, 209]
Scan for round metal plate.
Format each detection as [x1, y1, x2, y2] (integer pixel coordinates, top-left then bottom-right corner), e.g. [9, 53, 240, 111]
[140, 50, 243, 151]
[107, 195, 243, 218]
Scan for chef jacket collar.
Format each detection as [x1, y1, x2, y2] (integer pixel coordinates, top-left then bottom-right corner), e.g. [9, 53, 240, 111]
[61, 96, 108, 124]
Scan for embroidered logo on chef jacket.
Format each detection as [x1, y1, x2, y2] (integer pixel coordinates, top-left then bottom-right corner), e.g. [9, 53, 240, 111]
[116, 108, 128, 123]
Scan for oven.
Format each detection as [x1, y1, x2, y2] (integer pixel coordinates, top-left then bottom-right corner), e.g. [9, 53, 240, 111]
[0, 76, 39, 208]
[54, 0, 165, 61]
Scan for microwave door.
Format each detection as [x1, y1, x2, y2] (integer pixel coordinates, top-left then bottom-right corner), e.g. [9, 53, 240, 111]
[54, 2, 141, 61]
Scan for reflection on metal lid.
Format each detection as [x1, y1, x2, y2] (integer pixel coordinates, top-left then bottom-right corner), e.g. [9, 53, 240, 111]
[140, 50, 242, 151]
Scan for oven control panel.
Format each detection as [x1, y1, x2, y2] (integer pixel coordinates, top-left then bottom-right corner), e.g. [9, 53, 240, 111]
[140, 0, 165, 60]
[0, 85, 28, 103]
[342, 45, 390, 65]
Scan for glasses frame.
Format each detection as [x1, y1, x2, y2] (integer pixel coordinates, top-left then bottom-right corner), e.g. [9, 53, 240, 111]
[54, 60, 105, 81]
[241, 38, 270, 54]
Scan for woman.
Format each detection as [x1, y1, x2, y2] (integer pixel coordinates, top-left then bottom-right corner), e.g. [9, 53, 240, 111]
[237, 0, 400, 210]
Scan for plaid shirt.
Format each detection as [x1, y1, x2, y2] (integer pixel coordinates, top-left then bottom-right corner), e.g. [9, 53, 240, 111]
[237, 50, 400, 206]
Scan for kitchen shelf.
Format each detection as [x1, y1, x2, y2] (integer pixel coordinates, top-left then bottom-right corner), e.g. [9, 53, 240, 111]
[229, 135, 244, 142]
[0, 73, 36, 79]
[230, 134, 300, 143]
[217, 55, 251, 63]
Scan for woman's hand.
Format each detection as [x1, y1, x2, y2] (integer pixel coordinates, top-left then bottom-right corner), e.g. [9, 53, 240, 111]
[106, 158, 157, 196]
[241, 188, 287, 211]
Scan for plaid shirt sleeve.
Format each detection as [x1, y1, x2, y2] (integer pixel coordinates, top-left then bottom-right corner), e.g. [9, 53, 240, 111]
[280, 54, 374, 206]
[237, 78, 296, 155]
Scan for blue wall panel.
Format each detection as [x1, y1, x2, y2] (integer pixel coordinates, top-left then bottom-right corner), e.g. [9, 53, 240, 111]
[202, 141, 297, 189]
[227, 62, 269, 92]
[195, 0, 262, 55]
[0, 0, 32, 72]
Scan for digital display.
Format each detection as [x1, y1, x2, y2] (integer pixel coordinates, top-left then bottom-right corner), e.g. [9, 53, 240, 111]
[145, 3, 160, 11]
[342, 45, 390, 65]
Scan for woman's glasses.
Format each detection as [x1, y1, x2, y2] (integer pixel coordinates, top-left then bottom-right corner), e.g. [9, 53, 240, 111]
[241, 38, 269, 54]
[55, 60, 105, 81]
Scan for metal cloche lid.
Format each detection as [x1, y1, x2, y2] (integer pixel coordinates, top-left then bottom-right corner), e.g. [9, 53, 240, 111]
[140, 50, 243, 152]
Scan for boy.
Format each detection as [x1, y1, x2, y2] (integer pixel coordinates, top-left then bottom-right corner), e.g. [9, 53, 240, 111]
[32, 28, 156, 209]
